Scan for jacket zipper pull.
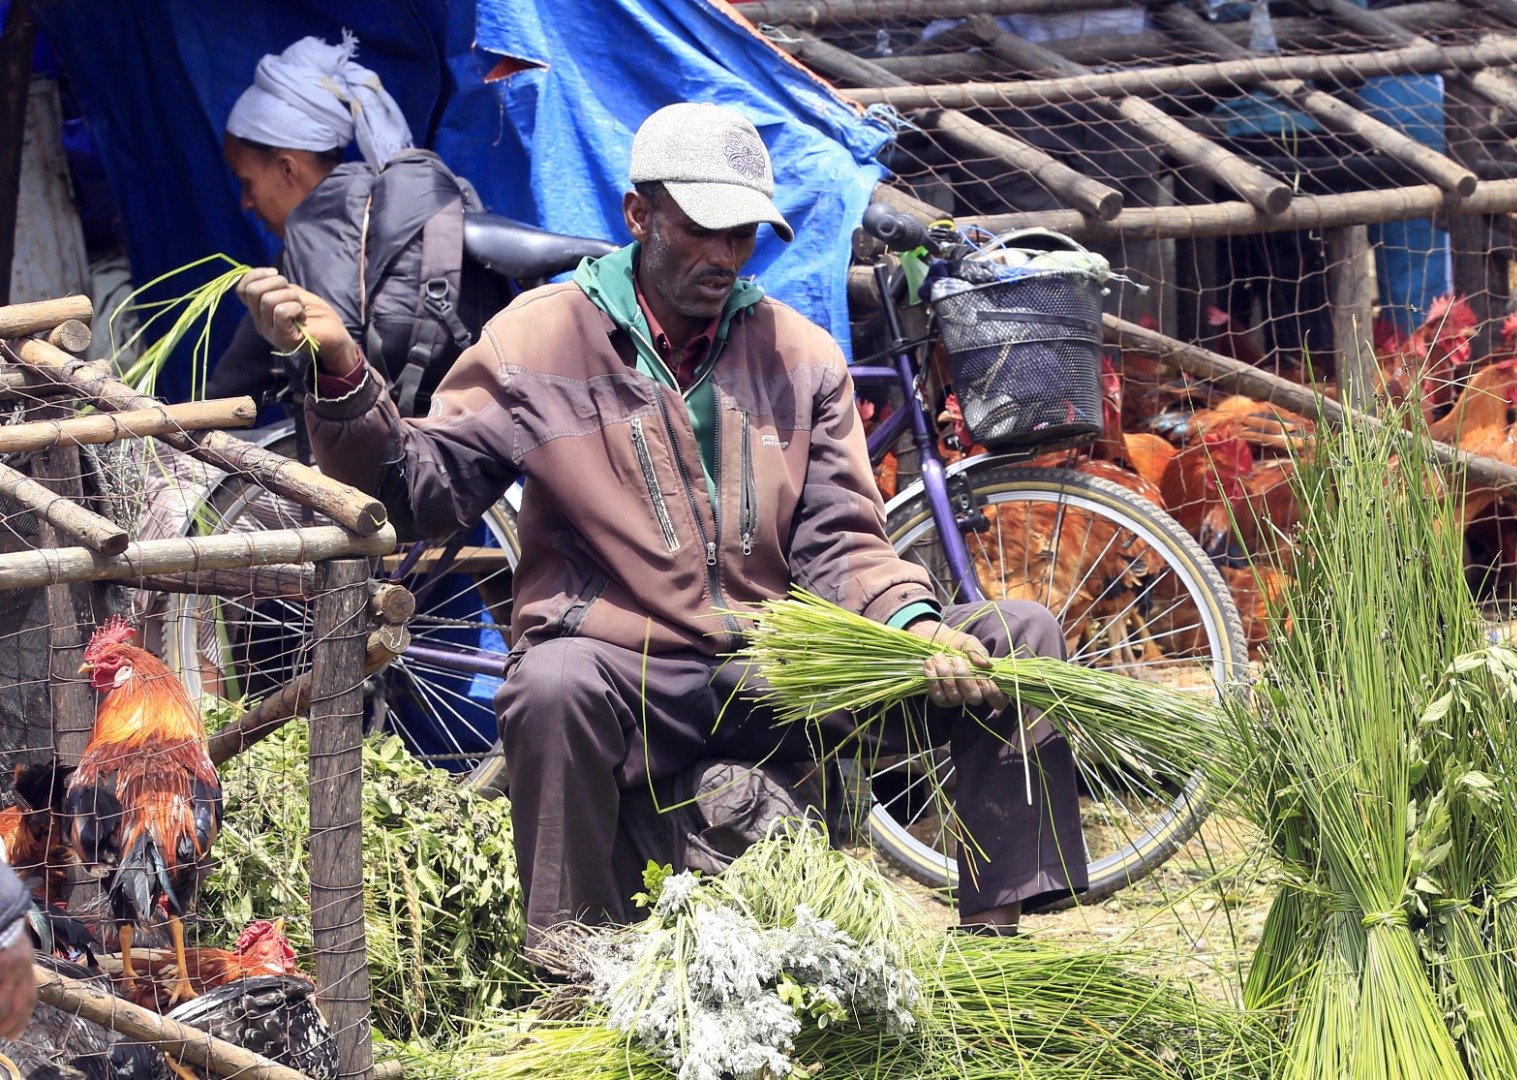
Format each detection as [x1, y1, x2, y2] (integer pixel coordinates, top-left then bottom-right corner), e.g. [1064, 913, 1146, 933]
[742, 533, 753, 556]
[706, 540, 717, 566]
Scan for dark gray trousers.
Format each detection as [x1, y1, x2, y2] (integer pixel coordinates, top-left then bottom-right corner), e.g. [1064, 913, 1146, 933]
[497, 600, 1086, 944]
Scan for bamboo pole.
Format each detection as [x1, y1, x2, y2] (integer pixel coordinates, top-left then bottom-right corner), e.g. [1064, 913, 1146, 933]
[968, 14, 1293, 214]
[739, 0, 1122, 24]
[0, 295, 92, 338]
[45, 318, 90, 355]
[0, 397, 258, 454]
[847, 36, 1517, 111]
[1102, 315, 1517, 493]
[0, 460, 128, 555]
[780, 28, 1124, 220]
[130, 564, 317, 601]
[0, 523, 395, 591]
[846, 176, 1517, 257]
[33, 963, 313, 1080]
[1154, 4, 1476, 197]
[308, 558, 375, 1080]
[8, 338, 387, 536]
[208, 625, 411, 766]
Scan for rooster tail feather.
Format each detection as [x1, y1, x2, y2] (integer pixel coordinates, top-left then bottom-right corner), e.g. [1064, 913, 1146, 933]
[108, 829, 157, 924]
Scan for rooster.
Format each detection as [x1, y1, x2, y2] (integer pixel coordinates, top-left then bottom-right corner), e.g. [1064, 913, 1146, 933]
[1158, 435, 1255, 561]
[119, 919, 306, 1014]
[65, 618, 222, 1007]
[1375, 294, 1478, 422]
[0, 763, 76, 909]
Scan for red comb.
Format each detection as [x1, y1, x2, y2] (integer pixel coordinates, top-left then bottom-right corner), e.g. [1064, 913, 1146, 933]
[84, 616, 135, 662]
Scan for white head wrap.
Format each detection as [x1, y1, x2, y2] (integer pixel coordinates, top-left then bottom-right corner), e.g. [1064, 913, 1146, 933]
[225, 30, 413, 167]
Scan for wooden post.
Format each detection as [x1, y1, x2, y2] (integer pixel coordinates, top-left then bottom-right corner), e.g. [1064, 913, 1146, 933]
[969, 14, 1294, 214]
[0, 397, 258, 454]
[26, 395, 100, 763]
[1447, 82, 1504, 365]
[0, 294, 92, 337]
[0, 0, 36, 305]
[308, 558, 374, 1080]
[45, 317, 89, 355]
[1325, 226, 1377, 413]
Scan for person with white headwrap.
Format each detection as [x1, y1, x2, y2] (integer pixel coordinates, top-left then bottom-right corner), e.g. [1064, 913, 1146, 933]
[211, 31, 417, 404]
[222, 30, 413, 239]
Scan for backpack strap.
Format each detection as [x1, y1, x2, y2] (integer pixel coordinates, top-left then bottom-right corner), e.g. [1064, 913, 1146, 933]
[393, 197, 474, 417]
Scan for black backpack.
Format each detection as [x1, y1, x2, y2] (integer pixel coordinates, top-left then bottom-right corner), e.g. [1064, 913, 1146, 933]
[281, 149, 507, 417]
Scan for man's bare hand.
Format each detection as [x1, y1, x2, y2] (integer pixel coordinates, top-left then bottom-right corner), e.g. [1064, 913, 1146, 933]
[236, 267, 360, 377]
[0, 928, 36, 1040]
[905, 619, 1009, 711]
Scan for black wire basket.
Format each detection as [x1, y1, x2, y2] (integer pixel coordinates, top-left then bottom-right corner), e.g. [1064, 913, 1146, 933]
[928, 247, 1106, 453]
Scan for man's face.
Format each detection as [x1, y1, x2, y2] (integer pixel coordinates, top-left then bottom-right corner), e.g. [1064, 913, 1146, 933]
[627, 191, 758, 323]
[223, 137, 312, 239]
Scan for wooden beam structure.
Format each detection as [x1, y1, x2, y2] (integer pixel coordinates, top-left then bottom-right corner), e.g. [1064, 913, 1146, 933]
[0, 396, 258, 454]
[0, 459, 128, 555]
[0, 523, 395, 591]
[843, 36, 1517, 111]
[780, 27, 1124, 219]
[740, 0, 1122, 24]
[969, 14, 1294, 212]
[9, 338, 388, 536]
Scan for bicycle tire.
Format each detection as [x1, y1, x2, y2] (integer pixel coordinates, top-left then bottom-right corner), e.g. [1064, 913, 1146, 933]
[162, 431, 522, 776]
[873, 458, 1248, 910]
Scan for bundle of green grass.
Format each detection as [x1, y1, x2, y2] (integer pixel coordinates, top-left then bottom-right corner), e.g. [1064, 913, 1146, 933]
[199, 723, 526, 1043]
[433, 824, 1275, 1080]
[1210, 399, 1517, 1079]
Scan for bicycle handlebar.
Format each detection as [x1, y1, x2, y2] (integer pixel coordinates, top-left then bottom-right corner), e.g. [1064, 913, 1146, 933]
[861, 203, 932, 253]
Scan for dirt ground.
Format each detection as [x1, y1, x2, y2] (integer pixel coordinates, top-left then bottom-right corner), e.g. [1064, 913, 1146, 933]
[863, 814, 1277, 1003]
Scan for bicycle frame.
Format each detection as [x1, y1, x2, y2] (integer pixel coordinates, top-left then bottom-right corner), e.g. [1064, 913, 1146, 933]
[853, 263, 987, 605]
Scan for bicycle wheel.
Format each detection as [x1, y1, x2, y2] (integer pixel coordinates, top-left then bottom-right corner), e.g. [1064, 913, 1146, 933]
[873, 458, 1248, 909]
[162, 431, 520, 776]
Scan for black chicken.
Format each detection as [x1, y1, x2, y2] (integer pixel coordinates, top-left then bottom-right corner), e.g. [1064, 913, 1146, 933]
[164, 976, 336, 1080]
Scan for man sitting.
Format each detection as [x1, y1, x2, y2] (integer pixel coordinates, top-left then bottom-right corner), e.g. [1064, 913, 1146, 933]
[236, 102, 1086, 946]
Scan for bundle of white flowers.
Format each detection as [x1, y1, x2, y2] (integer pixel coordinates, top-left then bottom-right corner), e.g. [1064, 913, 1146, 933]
[581, 870, 919, 1080]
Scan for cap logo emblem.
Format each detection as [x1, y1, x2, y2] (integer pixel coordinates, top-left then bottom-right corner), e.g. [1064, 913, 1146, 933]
[722, 129, 767, 182]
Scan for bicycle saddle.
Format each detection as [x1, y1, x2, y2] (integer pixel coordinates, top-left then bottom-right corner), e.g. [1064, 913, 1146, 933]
[462, 212, 618, 281]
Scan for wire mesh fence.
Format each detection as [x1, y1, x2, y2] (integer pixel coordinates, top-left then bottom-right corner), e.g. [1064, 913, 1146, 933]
[0, 347, 525, 1080]
[733, 0, 1517, 635]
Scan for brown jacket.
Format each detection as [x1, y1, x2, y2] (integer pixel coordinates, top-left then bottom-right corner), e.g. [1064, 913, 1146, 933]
[306, 282, 935, 656]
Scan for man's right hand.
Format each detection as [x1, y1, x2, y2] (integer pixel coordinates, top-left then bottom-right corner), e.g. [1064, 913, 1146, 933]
[236, 267, 361, 378]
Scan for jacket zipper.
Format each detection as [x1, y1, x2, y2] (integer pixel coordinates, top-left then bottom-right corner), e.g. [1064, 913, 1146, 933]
[630, 417, 681, 553]
[654, 388, 741, 642]
[739, 412, 755, 556]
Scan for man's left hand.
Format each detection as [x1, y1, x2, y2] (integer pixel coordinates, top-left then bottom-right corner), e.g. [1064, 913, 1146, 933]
[905, 619, 1009, 711]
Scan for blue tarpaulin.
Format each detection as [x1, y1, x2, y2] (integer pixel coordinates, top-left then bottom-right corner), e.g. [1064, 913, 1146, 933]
[31, 0, 889, 401]
[466, 0, 889, 358]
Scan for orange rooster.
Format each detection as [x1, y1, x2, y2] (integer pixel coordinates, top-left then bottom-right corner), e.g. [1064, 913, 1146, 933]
[66, 617, 222, 1005]
[121, 918, 306, 1013]
[1375, 294, 1478, 422]
[1158, 434, 1255, 560]
[0, 762, 76, 908]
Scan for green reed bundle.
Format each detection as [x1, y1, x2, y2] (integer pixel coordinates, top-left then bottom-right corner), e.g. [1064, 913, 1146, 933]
[453, 830, 1276, 1080]
[742, 588, 1228, 782]
[108, 254, 316, 398]
[1211, 395, 1517, 1079]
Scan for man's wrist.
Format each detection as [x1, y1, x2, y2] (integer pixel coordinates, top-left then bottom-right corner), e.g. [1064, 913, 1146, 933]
[321, 339, 361, 378]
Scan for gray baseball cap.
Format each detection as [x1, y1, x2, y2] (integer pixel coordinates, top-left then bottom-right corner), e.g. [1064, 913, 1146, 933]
[629, 103, 793, 243]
